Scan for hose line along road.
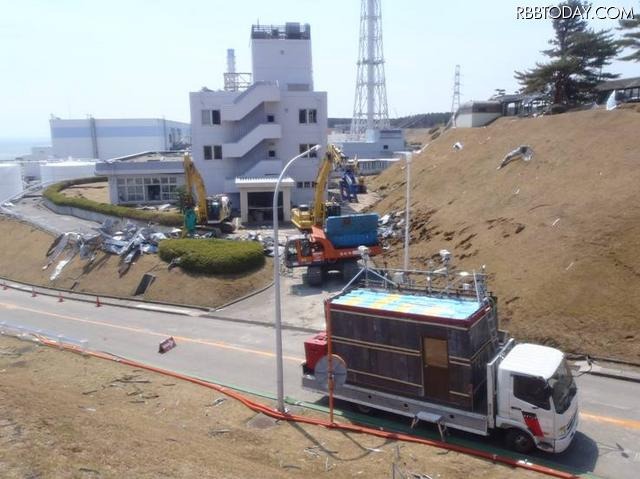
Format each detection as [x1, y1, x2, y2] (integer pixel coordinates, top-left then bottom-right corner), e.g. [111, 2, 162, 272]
[1, 289, 639, 479]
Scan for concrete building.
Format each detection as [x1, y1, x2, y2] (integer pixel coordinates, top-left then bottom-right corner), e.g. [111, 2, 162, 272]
[95, 151, 184, 205]
[50, 117, 190, 161]
[455, 101, 503, 128]
[190, 22, 327, 223]
[333, 129, 405, 159]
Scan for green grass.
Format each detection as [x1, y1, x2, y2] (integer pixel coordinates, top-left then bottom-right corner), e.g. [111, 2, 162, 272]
[158, 238, 265, 274]
[43, 177, 183, 226]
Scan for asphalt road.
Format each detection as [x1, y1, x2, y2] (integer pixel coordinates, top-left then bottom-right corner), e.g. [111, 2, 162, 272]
[1, 287, 639, 479]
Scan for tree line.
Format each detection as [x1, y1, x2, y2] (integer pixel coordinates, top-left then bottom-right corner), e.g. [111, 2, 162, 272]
[515, 0, 639, 105]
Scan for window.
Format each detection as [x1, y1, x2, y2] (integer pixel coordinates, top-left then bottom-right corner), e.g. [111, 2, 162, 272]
[268, 150, 276, 158]
[267, 114, 275, 123]
[383, 144, 389, 150]
[204, 145, 213, 160]
[297, 181, 303, 189]
[201, 110, 211, 125]
[299, 108, 318, 124]
[299, 144, 318, 158]
[213, 145, 222, 160]
[201, 109, 221, 125]
[513, 375, 550, 410]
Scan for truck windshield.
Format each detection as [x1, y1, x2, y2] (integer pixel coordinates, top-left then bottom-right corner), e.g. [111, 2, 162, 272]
[548, 359, 577, 414]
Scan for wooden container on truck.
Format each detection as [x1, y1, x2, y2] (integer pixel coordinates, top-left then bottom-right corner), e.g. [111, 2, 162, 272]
[326, 287, 499, 412]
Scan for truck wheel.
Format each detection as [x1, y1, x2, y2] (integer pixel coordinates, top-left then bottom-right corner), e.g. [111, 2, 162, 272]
[306, 266, 323, 287]
[505, 428, 535, 454]
[220, 222, 235, 234]
[356, 404, 374, 415]
[341, 260, 360, 283]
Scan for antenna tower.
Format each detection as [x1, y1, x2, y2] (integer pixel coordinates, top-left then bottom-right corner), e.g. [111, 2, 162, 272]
[350, 0, 390, 137]
[450, 65, 461, 127]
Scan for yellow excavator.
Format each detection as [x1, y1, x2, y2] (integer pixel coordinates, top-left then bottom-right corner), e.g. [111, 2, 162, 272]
[182, 153, 234, 235]
[291, 145, 356, 231]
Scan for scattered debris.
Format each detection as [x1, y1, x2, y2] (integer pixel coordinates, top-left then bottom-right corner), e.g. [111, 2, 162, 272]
[497, 145, 534, 170]
[210, 397, 227, 407]
[133, 273, 156, 296]
[158, 337, 177, 354]
[453, 142, 464, 150]
[208, 428, 231, 437]
[552, 218, 561, 227]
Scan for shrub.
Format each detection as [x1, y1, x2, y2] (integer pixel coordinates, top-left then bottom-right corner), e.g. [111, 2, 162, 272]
[158, 239, 265, 274]
[43, 177, 183, 226]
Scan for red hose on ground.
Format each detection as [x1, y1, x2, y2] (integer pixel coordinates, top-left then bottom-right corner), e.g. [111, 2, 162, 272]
[35, 337, 578, 479]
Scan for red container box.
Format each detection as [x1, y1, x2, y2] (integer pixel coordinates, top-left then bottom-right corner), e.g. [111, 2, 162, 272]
[304, 332, 328, 371]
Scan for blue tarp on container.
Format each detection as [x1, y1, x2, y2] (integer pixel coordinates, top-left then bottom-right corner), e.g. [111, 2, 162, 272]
[332, 289, 482, 320]
[325, 213, 378, 248]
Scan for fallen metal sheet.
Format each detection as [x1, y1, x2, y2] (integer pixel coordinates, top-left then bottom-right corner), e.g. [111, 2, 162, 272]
[498, 145, 534, 170]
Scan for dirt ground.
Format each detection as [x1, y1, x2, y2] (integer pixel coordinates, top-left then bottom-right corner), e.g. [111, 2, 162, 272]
[370, 108, 640, 361]
[0, 217, 271, 309]
[62, 182, 110, 203]
[0, 335, 539, 479]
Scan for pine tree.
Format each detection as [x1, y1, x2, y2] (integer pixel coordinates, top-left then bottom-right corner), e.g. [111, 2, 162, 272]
[515, 0, 620, 105]
[618, 3, 640, 62]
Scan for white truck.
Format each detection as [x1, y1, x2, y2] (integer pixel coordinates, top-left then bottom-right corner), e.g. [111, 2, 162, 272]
[301, 263, 579, 454]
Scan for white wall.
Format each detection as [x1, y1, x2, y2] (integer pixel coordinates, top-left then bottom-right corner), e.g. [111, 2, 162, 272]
[50, 118, 190, 160]
[252, 39, 313, 89]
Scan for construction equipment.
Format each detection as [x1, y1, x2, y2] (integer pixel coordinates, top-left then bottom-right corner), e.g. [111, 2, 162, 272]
[301, 260, 579, 454]
[182, 154, 234, 234]
[284, 214, 382, 286]
[291, 145, 357, 231]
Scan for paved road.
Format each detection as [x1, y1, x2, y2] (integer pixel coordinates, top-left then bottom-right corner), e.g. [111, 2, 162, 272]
[4, 195, 101, 235]
[1, 288, 639, 478]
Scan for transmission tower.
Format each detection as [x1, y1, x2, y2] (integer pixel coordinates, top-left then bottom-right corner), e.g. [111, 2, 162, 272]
[350, 0, 390, 138]
[449, 65, 461, 127]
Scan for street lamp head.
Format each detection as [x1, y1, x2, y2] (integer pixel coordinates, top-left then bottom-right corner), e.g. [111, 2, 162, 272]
[311, 144, 321, 152]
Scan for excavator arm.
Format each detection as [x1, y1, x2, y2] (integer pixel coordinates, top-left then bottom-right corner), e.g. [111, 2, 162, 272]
[183, 153, 209, 224]
[312, 144, 348, 227]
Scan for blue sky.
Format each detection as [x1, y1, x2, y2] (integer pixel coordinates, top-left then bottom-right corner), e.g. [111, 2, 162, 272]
[0, 0, 637, 138]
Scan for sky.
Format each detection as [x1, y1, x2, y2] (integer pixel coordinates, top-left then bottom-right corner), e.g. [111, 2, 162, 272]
[0, 0, 637, 139]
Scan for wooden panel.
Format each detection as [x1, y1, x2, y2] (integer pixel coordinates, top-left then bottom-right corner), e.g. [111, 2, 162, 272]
[423, 337, 450, 402]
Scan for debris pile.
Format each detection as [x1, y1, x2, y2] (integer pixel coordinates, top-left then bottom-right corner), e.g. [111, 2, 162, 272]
[242, 231, 280, 257]
[43, 219, 172, 280]
[377, 210, 406, 241]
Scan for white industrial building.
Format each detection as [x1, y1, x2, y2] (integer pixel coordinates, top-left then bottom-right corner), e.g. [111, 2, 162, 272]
[95, 152, 184, 205]
[455, 101, 503, 128]
[50, 117, 190, 161]
[190, 22, 327, 223]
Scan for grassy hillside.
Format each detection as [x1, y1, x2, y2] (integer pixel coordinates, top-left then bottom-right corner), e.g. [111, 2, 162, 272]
[370, 107, 640, 360]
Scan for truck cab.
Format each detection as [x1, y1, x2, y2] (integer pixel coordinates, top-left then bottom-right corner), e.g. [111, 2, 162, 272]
[493, 343, 579, 453]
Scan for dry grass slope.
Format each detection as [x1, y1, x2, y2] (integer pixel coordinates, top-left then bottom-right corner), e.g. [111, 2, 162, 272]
[370, 108, 640, 360]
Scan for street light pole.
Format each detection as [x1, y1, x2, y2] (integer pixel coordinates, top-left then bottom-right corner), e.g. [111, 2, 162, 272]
[403, 152, 412, 272]
[403, 144, 428, 273]
[273, 144, 321, 413]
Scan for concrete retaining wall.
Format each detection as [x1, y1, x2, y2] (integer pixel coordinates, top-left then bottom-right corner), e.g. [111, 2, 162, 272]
[43, 198, 175, 233]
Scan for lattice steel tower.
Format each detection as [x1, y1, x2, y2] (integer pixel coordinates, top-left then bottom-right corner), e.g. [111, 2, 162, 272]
[350, 0, 390, 137]
[450, 65, 461, 127]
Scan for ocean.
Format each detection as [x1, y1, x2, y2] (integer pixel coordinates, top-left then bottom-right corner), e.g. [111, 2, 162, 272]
[0, 138, 50, 162]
